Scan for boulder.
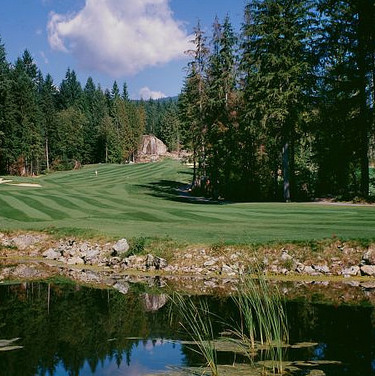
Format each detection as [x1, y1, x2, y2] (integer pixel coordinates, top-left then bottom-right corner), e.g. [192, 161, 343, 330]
[154, 256, 168, 270]
[42, 248, 61, 260]
[113, 281, 129, 295]
[146, 254, 155, 269]
[362, 248, 375, 265]
[11, 234, 44, 250]
[312, 264, 330, 274]
[361, 265, 375, 277]
[342, 266, 360, 276]
[143, 294, 168, 311]
[139, 135, 167, 156]
[66, 256, 85, 265]
[112, 239, 129, 255]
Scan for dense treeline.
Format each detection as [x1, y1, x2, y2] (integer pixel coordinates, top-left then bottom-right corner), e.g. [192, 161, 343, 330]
[0, 42, 148, 175]
[179, 0, 375, 201]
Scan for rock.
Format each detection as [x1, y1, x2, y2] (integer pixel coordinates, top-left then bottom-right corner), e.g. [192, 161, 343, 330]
[11, 234, 44, 250]
[66, 256, 85, 265]
[11, 264, 48, 279]
[281, 250, 293, 261]
[42, 248, 61, 260]
[154, 257, 167, 270]
[112, 239, 129, 255]
[360, 281, 375, 289]
[83, 249, 100, 262]
[204, 258, 218, 267]
[146, 254, 155, 269]
[342, 266, 360, 276]
[307, 370, 326, 376]
[221, 264, 235, 275]
[303, 265, 319, 275]
[110, 257, 122, 265]
[362, 248, 375, 265]
[143, 293, 168, 311]
[138, 135, 167, 157]
[295, 263, 305, 273]
[361, 265, 375, 277]
[113, 281, 129, 295]
[312, 264, 330, 274]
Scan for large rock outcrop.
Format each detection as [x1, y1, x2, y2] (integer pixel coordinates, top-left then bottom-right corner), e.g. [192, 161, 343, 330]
[138, 135, 167, 162]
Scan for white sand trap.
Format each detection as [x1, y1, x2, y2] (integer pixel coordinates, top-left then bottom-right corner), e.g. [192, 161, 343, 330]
[0, 178, 13, 184]
[8, 183, 42, 187]
[0, 178, 41, 187]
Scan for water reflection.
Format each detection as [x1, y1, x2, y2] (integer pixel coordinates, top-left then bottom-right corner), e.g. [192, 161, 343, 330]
[0, 282, 374, 375]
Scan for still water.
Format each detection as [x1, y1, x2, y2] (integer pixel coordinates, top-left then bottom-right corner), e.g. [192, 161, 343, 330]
[0, 281, 374, 376]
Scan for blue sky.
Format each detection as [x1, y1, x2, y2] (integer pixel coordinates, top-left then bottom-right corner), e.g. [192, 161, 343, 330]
[0, 0, 246, 99]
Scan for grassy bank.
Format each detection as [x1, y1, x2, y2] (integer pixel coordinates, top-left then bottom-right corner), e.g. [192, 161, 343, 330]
[0, 159, 374, 244]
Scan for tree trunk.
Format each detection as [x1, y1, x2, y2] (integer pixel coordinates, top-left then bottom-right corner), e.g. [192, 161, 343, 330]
[282, 141, 291, 202]
[45, 137, 50, 172]
[358, 2, 370, 198]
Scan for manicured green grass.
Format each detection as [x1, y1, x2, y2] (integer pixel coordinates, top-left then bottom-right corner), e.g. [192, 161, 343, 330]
[0, 159, 374, 244]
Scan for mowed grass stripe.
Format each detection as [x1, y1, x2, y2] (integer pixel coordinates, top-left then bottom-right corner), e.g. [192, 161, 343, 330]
[10, 191, 90, 220]
[1, 159, 374, 243]
[0, 194, 51, 221]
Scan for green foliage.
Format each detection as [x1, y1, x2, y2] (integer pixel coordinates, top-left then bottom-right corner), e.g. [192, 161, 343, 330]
[127, 236, 147, 256]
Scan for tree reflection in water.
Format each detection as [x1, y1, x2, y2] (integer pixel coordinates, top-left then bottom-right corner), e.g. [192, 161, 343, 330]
[0, 282, 374, 376]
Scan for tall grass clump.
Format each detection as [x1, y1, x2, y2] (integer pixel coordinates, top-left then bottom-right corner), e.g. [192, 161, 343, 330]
[171, 294, 219, 376]
[231, 273, 288, 374]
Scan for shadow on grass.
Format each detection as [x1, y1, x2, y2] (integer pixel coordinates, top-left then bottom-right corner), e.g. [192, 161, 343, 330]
[137, 180, 226, 205]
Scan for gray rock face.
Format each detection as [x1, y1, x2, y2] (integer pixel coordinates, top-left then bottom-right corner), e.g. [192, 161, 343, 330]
[342, 266, 360, 276]
[362, 248, 375, 265]
[113, 282, 129, 295]
[11, 234, 44, 250]
[154, 257, 167, 270]
[139, 135, 167, 156]
[143, 294, 168, 311]
[42, 248, 61, 260]
[66, 256, 85, 265]
[112, 239, 129, 255]
[312, 264, 330, 274]
[361, 265, 375, 277]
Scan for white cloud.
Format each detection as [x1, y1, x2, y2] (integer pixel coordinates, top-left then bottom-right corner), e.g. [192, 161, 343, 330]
[139, 86, 166, 100]
[47, 0, 191, 76]
[40, 51, 49, 64]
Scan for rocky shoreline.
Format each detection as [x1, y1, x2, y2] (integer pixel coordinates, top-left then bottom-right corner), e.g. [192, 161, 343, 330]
[1, 232, 375, 302]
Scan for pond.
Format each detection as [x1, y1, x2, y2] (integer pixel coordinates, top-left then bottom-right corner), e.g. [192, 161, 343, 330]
[0, 281, 374, 376]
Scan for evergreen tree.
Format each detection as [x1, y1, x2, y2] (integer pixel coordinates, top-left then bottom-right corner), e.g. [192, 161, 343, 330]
[58, 68, 82, 110]
[205, 15, 239, 198]
[241, 0, 313, 201]
[39, 73, 58, 172]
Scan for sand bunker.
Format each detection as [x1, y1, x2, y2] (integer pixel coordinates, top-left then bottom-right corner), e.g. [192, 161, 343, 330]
[0, 178, 41, 188]
[0, 178, 13, 184]
[10, 183, 42, 187]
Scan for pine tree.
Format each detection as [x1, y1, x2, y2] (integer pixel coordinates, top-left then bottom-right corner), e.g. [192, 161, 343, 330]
[39, 73, 58, 172]
[316, 0, 375, 198]
[241, 0, 313, 201]
[205, 15, 239, 198]
[58, 68, 82, 110]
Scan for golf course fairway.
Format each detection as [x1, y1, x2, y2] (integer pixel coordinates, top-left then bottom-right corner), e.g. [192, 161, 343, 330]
[0, 159, 374, 244]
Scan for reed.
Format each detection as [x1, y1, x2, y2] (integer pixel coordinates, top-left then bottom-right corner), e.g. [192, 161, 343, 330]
[171, 294, 219, 376]
[231, 273, 288, 373]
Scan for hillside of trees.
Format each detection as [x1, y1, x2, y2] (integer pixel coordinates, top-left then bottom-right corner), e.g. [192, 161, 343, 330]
[0, 41, 181, 176]
[179, 0, 375, 201]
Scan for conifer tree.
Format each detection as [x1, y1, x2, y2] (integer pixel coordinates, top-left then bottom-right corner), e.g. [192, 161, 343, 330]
[241, 0, 313, 201]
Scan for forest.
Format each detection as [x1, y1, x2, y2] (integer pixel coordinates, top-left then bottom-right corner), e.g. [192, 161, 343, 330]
[179, 0, 375, 201]
[0, 0, 375, 202]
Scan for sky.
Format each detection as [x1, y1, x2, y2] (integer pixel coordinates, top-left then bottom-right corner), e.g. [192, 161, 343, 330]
[0, 0, 247, 100]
